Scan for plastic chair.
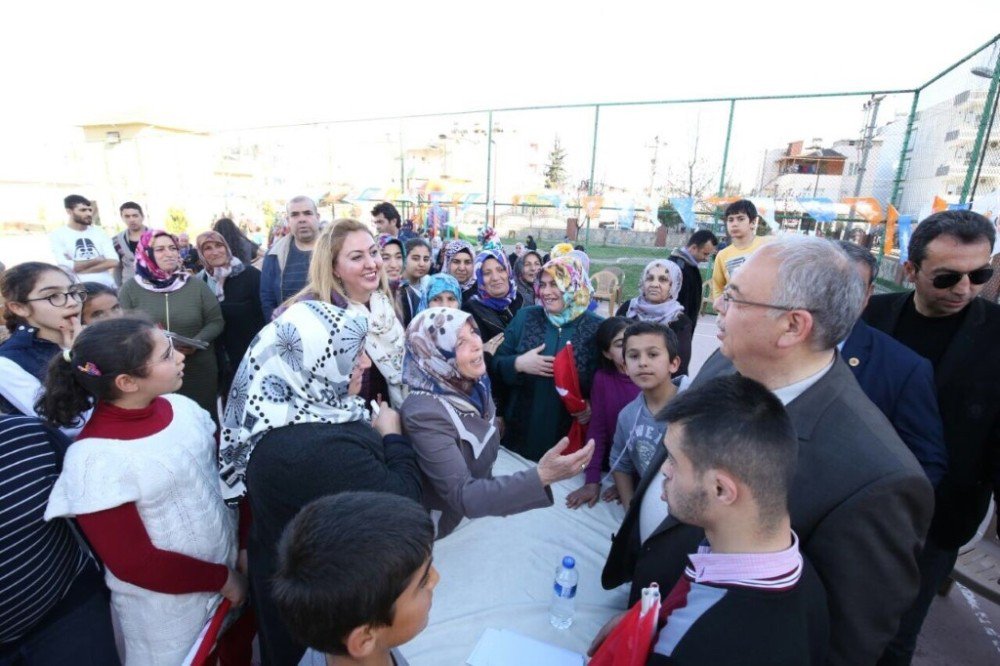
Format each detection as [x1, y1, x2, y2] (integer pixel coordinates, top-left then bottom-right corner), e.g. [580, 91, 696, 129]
[606, 265, 625, 284]
[592, 270, 620, 316]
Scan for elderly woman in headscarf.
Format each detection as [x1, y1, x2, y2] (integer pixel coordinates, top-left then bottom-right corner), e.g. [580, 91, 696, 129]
[615, 258, 694, 377]
[399, 308, 593, 537]
[219, 300, 421, 665]
[463, 249, 524, 427]
[195, 230, 266, 395]
[118, 229, 223, 417]
[513, 249, 543, 306]
[442, 239, 478, 304]
[490, 256, 602, 461]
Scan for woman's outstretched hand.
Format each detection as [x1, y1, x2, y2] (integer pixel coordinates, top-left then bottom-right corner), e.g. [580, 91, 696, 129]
[537, 438, 595, 486]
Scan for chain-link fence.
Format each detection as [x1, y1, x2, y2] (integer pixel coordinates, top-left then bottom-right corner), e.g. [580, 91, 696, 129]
[2, 35, 998, 289]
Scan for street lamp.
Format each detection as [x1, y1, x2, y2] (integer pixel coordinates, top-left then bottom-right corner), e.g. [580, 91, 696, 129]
[969, 46, 1000, 204]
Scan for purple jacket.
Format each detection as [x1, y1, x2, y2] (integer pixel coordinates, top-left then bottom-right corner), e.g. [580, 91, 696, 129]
[584, 368, 640, 484]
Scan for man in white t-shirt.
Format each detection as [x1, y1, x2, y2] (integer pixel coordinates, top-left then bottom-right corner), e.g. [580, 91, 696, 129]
[49, 194, 118, 287]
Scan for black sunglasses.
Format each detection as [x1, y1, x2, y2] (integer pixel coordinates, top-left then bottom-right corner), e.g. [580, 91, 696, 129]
[927, 267, 994, 290]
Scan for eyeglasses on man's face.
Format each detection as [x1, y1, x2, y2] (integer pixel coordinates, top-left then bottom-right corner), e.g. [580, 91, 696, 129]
[718, 287, 813, 313]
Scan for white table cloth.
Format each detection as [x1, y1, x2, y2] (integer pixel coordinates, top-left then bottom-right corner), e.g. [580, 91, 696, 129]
[401, 448, 631, 665]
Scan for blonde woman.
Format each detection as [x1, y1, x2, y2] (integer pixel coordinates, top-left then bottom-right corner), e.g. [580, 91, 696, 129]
[282, 219, 407, 407]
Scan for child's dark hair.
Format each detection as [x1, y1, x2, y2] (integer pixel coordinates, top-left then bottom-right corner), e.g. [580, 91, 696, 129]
[0, 262, 73, 332]
[622, 320, 680, 360]
[595, 316, 631, 372]
[723, 199, 758, 221]
[404, 238, 431, 255]
[37, 316, 158, 427]
[81, 281, 117, 300]
[272, 491, 434, 656]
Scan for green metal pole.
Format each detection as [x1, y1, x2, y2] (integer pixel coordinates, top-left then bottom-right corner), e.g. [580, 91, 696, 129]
[586, 105, 600, 245]
[718, 99, 736, 197]
[890, 90, 920, 209]
[960, 56, 1000, 204]
[485, 111, 493, 229]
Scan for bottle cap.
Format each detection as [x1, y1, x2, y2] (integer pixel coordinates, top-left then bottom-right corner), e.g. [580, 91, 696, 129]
[562, 556, 575, 569]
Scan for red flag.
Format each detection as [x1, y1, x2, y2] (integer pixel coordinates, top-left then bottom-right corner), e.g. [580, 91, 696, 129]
[553, 342, 586, 455]
[589, 584, 662, 666]
[183, 600, 233, 666]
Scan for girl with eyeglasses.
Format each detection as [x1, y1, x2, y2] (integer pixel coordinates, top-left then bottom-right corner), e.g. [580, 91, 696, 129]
[0, 262, 86, 421]
[38, 316, 246, 665]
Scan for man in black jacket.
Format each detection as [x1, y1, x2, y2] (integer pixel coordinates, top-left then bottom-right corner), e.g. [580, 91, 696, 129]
[668, 230, 718, 329]
[598, 235, 933, 666]
[862, 209, 1000, 666]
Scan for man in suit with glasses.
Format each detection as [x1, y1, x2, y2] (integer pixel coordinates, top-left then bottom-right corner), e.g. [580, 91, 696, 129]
[598, 236, 933, 666]
[864, 209, 1000, 665]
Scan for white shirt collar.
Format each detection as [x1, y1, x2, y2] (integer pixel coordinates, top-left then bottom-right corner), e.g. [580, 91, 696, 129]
[770, 357, 835, 406]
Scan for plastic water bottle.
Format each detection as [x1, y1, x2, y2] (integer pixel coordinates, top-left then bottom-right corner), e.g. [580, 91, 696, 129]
[549, 555, 578, 629]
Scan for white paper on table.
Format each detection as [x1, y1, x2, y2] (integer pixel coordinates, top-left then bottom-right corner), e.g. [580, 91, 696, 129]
[466, 628, 585, 666]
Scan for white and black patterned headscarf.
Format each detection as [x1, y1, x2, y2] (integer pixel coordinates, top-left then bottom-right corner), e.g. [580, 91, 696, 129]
[218, 300, 369, 504]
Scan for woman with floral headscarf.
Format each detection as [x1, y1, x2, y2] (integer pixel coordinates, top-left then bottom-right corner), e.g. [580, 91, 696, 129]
[463, 249, 524, 426]
[400, 308, 593, 537]
[443, 239, 478, 304]
[490, 256, 602, 461]
[219, 300, 421, 665]
[615, 258, 693, 376]
[195, 230, 266, 395]
[119, 229, 224, 418]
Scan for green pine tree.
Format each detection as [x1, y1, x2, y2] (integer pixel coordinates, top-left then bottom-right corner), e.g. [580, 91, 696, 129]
[544, 136, 568, 190]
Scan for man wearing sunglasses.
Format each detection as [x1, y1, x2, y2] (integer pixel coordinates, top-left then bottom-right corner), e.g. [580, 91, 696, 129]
[599, 236, 933, 666]
[863, 209, 1000, 666]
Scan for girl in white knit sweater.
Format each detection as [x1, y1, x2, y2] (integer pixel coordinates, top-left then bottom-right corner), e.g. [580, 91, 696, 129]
[39, 316, 246, 665]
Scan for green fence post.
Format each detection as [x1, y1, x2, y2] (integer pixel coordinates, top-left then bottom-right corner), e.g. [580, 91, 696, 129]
[960, 56, 1000, 204]
[586, 105, 600, 245]
[718, 99, 736, 197]
[890, 90, 920, 209]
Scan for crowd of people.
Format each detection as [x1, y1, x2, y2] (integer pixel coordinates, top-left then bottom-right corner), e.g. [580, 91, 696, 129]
[0, 193, 998, 666]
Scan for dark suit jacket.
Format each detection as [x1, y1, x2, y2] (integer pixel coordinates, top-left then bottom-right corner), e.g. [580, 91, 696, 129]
[863, 292, 1000, 549]
[602, 351, 933, 666]
[841, 319, 948, 486]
